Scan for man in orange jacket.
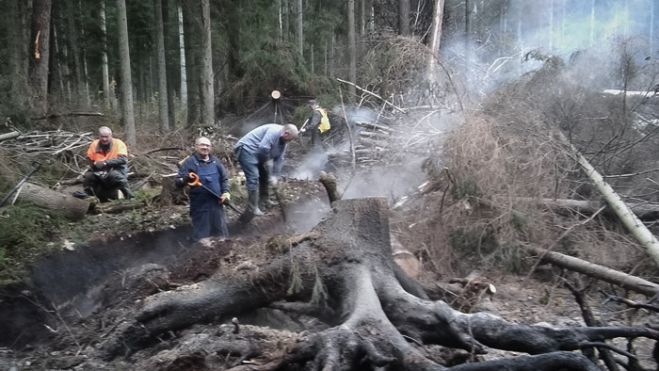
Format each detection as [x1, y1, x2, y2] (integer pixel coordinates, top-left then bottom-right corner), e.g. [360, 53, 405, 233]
[78, 126, 133, 201]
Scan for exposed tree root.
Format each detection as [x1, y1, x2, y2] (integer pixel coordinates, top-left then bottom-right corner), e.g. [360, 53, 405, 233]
[100, 198, 659, 369]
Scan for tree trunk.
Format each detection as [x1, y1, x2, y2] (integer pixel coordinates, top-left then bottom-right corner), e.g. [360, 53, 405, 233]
[199, 0, 214, 128]
[359, 0, 366, 36]
[366, 0, 374, 34]
[29, 0, 52, 117]
[77, 0, 91, 108]
[427, 0, 445, 80]
[117, 0, 136, 146]
[516, 197, 659, 221]
[525, 245, 659, 297]
[347, 0, 357, 100]
[283, 0, 289, 42]
[162, 1, 177, 129]
[295, 0, 303, 59]
[8, 0, 29, 110]
[154, 0, 170, 132]
[398, 0, 410, 35]
[227, 0, 242, 83]
[100, 0, 112, 111]
[51, 23, 66, 102]
[559, 132, 659, 268]
[100, 198, 659, 370]
[177, 3, 188, 115]
[65, 0, 83, 107]
[182, 0, 201, 127]
[276, 0, 283, 43]
[15, 182, 90, 221]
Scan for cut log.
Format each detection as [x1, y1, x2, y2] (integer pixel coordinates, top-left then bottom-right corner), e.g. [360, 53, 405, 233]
[15, 182, 90, 220]
[525, 244, 659, 296]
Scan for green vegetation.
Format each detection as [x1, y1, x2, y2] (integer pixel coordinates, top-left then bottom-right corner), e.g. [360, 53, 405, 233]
[0, 205, 66, 283]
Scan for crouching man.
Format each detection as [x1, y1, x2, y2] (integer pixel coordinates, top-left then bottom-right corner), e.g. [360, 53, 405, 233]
[79, 126, 133, 202]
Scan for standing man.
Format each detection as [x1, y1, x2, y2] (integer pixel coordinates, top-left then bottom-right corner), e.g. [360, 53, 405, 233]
[234, 123, 298, 216]
[79, 126, 133, 201]
[300, 100, 330, 146]
[177, 137, 231, 243]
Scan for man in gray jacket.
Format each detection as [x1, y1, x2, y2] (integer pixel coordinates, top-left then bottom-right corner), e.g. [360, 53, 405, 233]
[234, 123, 298, 215]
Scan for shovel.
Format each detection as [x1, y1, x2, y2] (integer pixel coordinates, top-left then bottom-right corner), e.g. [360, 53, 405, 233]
[187, 172, 243, 214]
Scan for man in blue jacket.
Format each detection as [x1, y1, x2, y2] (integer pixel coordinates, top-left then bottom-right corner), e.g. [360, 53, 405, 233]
[177, 137, 230, 242]
[234, 123, 298, 215]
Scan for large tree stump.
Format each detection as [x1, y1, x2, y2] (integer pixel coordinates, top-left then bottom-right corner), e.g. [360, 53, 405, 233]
[100, 198, 659, 370]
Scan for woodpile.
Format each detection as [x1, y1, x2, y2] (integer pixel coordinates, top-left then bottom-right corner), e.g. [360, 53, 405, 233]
[0, 129, 93, 155]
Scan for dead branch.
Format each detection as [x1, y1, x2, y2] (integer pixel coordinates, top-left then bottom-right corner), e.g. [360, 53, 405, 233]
[336, 78, 407, 113]
[0, 131, 20, 142]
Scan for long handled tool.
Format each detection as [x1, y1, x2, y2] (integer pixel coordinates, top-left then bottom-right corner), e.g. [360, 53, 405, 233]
[188, 172, 243, 214]
[0, 161, 41, 207]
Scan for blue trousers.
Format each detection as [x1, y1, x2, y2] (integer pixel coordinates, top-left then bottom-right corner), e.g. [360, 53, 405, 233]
[236, 148, 269, 193]
[190, 199, 228, 241]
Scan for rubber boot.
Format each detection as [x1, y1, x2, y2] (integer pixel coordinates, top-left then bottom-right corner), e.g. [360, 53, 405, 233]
[258, 184, 276, 210]
[119, 185, 134, 200]
[248, 190, 264, 216]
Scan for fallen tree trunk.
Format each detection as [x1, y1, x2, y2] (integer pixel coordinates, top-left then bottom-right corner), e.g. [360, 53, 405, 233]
[100, 198, 659, 370]
[525, 245, 659, 296]
[15, 182, 90, 220]
[559, 131, 659, 268]
[516, 197, 659, 220]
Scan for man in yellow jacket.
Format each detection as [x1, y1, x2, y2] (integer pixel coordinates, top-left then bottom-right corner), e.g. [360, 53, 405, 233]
[300, 100, 330, 146]
[78, 126, 133, 201]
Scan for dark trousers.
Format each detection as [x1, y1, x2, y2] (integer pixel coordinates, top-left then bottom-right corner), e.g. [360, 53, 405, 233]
[83, 169, 130, 202]
[190, 201, 228, 241]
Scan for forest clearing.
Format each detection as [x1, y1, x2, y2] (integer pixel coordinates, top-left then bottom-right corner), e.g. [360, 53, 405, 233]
[1, 0, 659, 370]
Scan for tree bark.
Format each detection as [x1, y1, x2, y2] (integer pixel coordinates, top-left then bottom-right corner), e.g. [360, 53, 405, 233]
[347, 0, 357, 100]
[525, 245, 659, 297]
[162, 1, 177, 128]
[276, 0, 283, 43]
[516, 197, 659, 221]
[559, 132, 659, 268]
[64, 0, 83, 107]
[101, 198, 659, 370]
[199, 0, 214, 128]
[427, 0, 445, 80]
[177, 3, 188, 115]
[15, 182, 90, 221]
[8, 0, 29, 110]
[154, 0, 170, 132]
[99, 0, 112, 111]
[295, 0, 303, 59]
[117, 0, 136, 146]
[29, 0, 52, 117]
[182, 0, 201, 127]
[398, 0, 410, 35]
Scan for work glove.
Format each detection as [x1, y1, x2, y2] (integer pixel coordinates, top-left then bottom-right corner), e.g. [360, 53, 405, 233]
[269, 176, 279, 187]
[220, 192, 231, 204]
